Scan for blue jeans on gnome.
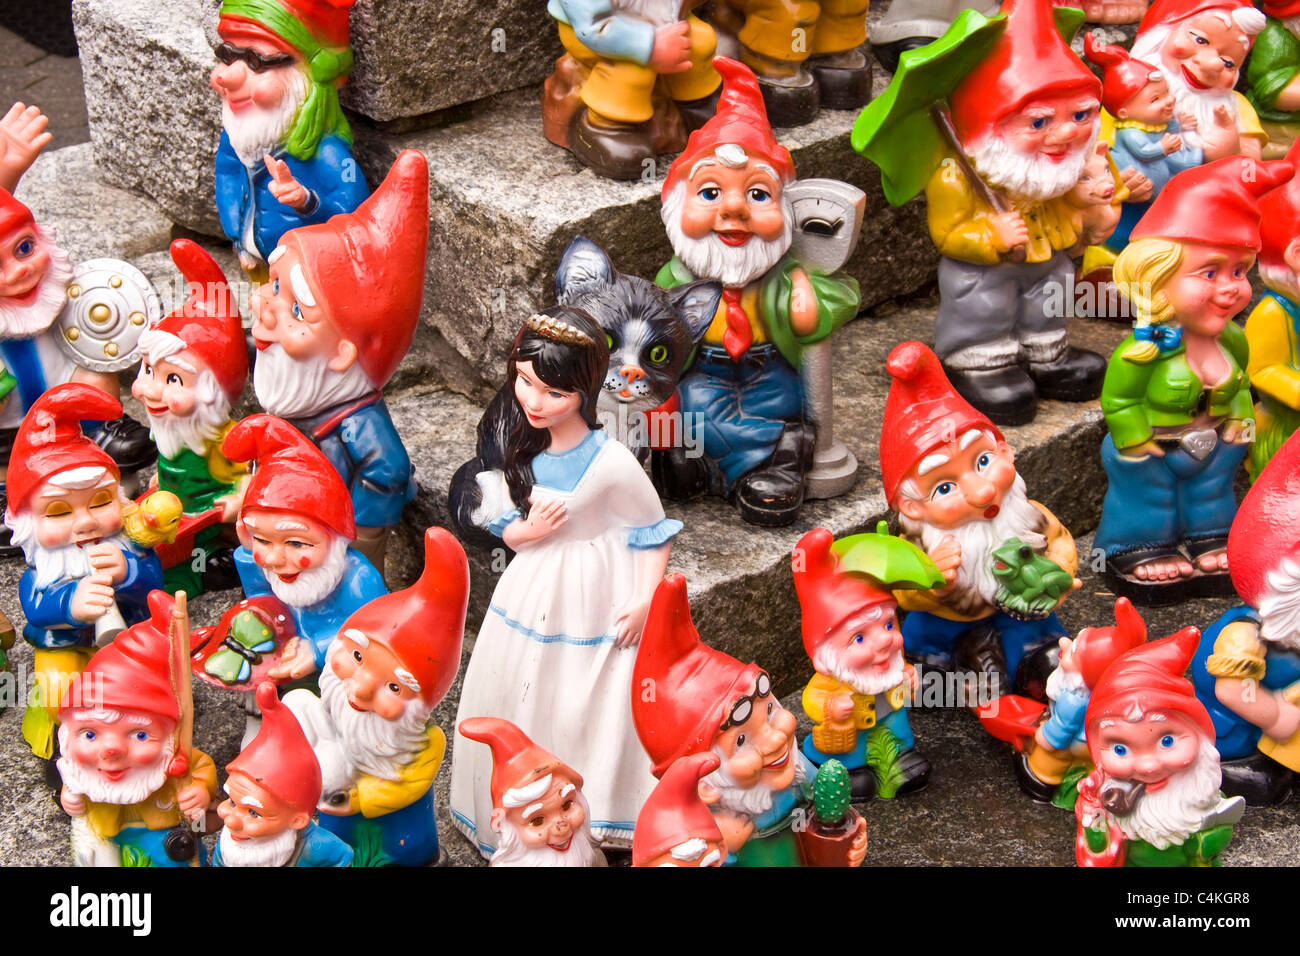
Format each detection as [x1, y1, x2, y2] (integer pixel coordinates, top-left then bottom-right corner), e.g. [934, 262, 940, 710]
[1095, 434, 1247, 560]
[677, 345, 803, 491]
[902, 610, 1067, 689]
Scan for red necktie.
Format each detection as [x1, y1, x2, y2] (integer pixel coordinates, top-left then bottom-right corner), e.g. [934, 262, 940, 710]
[721, 287, 752, 361]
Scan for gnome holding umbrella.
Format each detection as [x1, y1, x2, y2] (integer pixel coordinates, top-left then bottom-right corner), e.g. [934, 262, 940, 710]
[852, 0, 1129, 424]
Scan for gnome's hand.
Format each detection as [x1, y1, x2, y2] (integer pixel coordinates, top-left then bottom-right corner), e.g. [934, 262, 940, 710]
[60, 786, 86, 818]
[177, 782, 210, 821]
[928, 535, 962, 586]
[789, 268, 819, 336]
[847, 816, 868, 867]
[264, 154, 312, 211]
[649, 21, 692, 74]
[0, 102, 51, 193]
[70, 575, 115, 623]
[1178, 111, 1198, 132]
[1119, 167, 1153, 203]
[87, 543, 128, 585]
[268, 637, 317, 681]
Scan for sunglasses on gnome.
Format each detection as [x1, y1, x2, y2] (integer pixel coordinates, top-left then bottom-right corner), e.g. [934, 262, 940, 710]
[718, 672, 773, 733]
[214, 41, 295, 73]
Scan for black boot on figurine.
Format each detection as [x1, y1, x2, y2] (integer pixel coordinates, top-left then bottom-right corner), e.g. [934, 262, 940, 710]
[893, 747, 932, 795]
[1013, 639, 1062, 703]
[953, 623, 1011, 701]
[1218, 751, 1297, 805]
[651, 445, 711, 501]
[88, 415, 157, 474]
[675, 89, 723, 133]
[1028, 346, 1106, 402]
[941, 362, 1038, 427]
[732, 420, 816, 527]
[1012, 750, 1059, 802]
[808, 48, 872, 110]
[849, 765, 878, 802]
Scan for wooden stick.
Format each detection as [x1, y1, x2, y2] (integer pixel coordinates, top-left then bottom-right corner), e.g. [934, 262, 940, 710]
[169, 591, 194, 772]
[930, 104, 1028, 263]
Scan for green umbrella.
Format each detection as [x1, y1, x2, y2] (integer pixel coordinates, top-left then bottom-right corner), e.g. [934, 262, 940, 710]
[850, 5, 1087, 208]
[831, 520, 945, 591]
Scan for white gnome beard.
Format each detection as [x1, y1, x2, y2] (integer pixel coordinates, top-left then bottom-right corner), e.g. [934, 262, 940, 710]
[253, 341, 375, 420]
[318, 661, 432, 781]
[6, 507, 134, 591]
[902, 472, 1047, 608]
[1109, 738, 1223, 850]
[813, 644, 906, 697]
[222, 66, 311, 167]
[217, 825, 298, 867]
[264, 534, 350, 609]
[144, 372, 232, 460]
[969, 123, 1098, 203]
[1045, 665, 1085, 705]
[661, 182, 794, 289]
[489, 790, 604, 868]
[703, 735, 805, 818]
[1257, 555, 1300, 652]
[56, 728, 175, 807]
[0, 230, 74, 337]
[1131, 25, 1236, 154]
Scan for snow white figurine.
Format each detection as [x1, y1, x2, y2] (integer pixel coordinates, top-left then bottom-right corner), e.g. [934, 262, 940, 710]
[448, 307, 680, 857]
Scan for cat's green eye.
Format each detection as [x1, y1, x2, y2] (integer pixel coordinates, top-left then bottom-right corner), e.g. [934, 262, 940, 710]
[649, 344, 668, 364]
[605, 333, 614, 348]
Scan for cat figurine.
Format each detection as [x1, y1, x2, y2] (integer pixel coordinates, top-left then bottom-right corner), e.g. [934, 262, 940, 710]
[554, 236, 720, 462]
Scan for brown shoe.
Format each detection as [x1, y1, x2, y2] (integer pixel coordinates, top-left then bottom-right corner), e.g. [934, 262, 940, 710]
[568, 108, 655, 181]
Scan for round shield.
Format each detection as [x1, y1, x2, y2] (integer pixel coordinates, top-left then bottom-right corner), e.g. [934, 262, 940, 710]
[54, 258, 161, 373]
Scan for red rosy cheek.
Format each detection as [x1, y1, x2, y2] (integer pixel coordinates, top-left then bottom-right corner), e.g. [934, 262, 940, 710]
[297, 555, 311, 569]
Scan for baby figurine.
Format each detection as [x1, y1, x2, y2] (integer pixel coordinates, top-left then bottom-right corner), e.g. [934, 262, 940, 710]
[1085, 34, 1203, 257]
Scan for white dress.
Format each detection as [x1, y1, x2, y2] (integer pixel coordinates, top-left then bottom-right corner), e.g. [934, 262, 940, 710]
[449, 430, 681, 857]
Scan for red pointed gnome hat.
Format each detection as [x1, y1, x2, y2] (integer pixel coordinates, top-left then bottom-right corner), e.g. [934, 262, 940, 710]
[61, 591, 187, 764]
[459, 717, 582, 810]
[880, 341, 1003, 506]
[1258, 137, 1300, 272]
[662, 57, 795, 201]
[632, 574, 766, 777]
[150, 239, 247, 404]
[949, 0, 1100, 145]
[1083, 33, 1164, 115]
[6, 383, 121, 513]
[1073, 597, 1148, 689]
[227, 682, 321, 813]
[1131, 157, 1293, 251]
[1139, 0, 1261, 33]
[1084, 626, 1214, 754]
[219, 0, 354, 59]
[632, 751, 723, 866]
[0, 188, 34, 237]
[794, 528, 893, 659]
[1228, 429, 1300, 608]
[222, 413, 355, 539]
[278, 149, 428, 389]
[336, 527, 469, 706]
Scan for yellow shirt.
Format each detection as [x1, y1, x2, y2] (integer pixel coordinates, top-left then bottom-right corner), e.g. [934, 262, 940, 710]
[1245, 294, 1300, 410]
[702, 284, 768, 347]
[802, 672, 908, 732]
[352, 725, 445, 818]
[924, 150, 1101, 265]
[84, 749, 218, 840]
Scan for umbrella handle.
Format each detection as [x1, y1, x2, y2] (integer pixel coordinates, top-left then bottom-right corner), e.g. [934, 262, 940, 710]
[930, 105, 1028, 264]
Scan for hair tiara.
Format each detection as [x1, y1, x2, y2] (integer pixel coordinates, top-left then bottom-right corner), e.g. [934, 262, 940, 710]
[526, 313, 595, 347]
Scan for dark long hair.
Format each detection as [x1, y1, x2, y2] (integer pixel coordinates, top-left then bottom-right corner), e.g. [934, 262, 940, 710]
[449, 307, 609, 540]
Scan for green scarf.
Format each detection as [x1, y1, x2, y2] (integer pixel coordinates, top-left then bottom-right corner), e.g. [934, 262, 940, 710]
[221, 0, 354, 158]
